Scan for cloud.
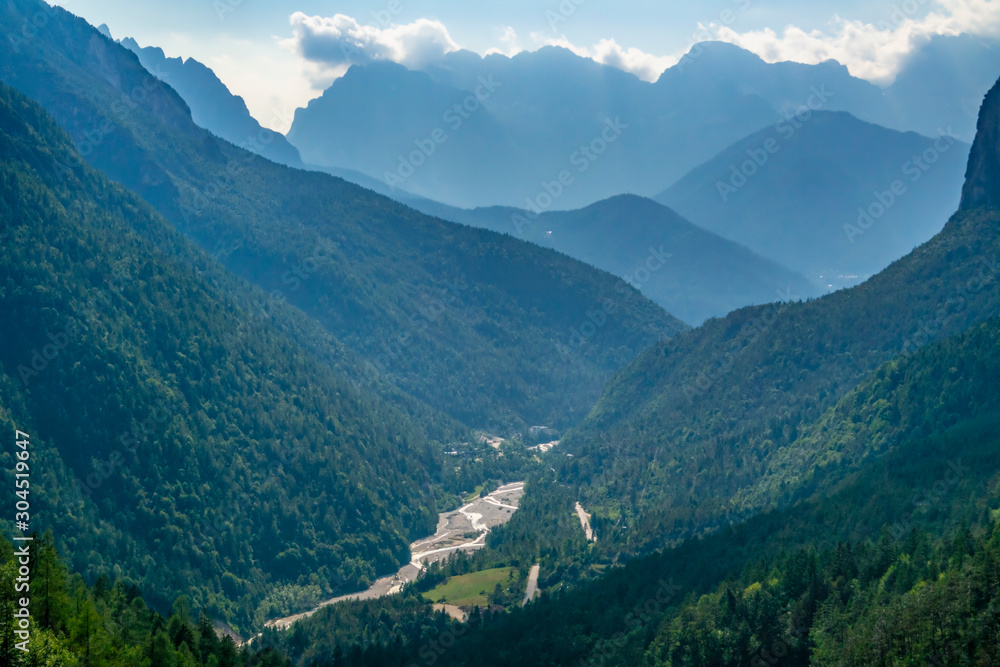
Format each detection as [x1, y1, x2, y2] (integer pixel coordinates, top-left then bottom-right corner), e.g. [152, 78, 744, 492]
[707, 0, 1000, 83]
[280, 1, 1000, 89]
[283, 12, 460, 70]
[485, 26, 521, 57]
[528, 34, 677, 82]
[590, 38, 677, 82]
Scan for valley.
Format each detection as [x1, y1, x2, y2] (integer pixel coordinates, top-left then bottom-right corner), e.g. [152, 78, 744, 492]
[0, 2, 998, 664]
[265, 482, 526, 631]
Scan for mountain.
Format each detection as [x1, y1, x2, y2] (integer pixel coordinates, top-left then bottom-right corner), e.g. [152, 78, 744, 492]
[510, 74, 1000, 559]
[0, 535, 279, 664]
[0, 80, 445, 629]
[657, 111, 970, 284]
[886, 33, 1000, 141]
[961, 73, 1000, 211]
[659, 41, 892, 126]
[286, 60, 518, 208]
[665, 37, 1000, 143]
[407, 194, 820, 325]
[285, 310, 1000, 664]
[117, 34, 429, 202]
[285, 41, 998, 210]
[0, 0, 685, 434]
[279, 77, 1000, 666]
[286, 48, 779, 208]
[119, 36, 303, 167]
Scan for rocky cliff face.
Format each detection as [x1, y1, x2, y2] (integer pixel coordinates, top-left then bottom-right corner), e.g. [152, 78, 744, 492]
[961, 76, 1000, 211]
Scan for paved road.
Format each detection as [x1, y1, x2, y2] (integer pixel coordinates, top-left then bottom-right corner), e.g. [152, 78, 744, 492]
[522, 564, 540, 606]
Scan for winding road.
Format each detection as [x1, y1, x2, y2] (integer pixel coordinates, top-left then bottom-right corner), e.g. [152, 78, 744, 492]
[575, 501, 596, 542]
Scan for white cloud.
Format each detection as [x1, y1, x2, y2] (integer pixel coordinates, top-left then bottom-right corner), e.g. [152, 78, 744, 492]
[590, 38, 677, 82]
[262, 1, 1000, 121]
[528, 34, 677, 81]
[523, 0, 1000, 85]
[282, 12, 460, 71]
[485, 26, 521, 57]
[708, 0, 1000, 83]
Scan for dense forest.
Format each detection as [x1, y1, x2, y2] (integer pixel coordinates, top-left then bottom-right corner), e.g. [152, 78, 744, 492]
[297, 520, 1000, 666]
[0, 0, 998, 663]
[0, 80, 512, 631]
[269, 310, 1000, 664]
[0, 533, 292, 666]
[407, 194, 820, 325]
[536, 201, 1000, 557]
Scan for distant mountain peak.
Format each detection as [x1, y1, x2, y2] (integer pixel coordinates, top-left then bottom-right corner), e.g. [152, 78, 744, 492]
[97, 23, 112, 39]
[665, 40, 851, 81]
[685, 40, 765, 60]
[961, 76, 1000, 211]
[119, 37, 302, 167]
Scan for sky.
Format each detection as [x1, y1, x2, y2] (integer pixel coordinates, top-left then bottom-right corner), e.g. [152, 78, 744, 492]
[51, 0, 1000, 132]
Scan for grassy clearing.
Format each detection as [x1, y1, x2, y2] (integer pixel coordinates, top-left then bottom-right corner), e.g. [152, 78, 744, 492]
[422, 567, 518, 607]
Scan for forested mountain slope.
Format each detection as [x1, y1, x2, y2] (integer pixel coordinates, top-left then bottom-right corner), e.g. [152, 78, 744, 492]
[0, 81, 443, 631]
[285, 311, 1000, 664]
[405, 194, 820, 325]
[120, 36, 303, 168]
[532, 75, 1000, 555]
[0, 0, 684, 432]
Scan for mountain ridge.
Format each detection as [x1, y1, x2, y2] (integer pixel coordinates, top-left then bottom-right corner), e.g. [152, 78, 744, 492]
[407, 193, 820, 325]
[119, 36, 304, 168]
[961, 76, 1000, 211]
[0, 0, 685, 433]
[0, 80, 444, 628]
[510, 73, 1000, 558]
[281, 37, 997, 209]
[657, 110, 970, 283]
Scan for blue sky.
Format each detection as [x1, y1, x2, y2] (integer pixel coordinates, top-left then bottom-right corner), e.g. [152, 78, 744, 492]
[51, 0, 1000, 131]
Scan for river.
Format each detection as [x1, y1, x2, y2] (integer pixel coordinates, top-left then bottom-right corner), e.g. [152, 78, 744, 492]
[265, 481, 525, 630]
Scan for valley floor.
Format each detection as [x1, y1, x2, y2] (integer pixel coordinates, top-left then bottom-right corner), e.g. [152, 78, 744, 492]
[265, 482, 525, 630]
